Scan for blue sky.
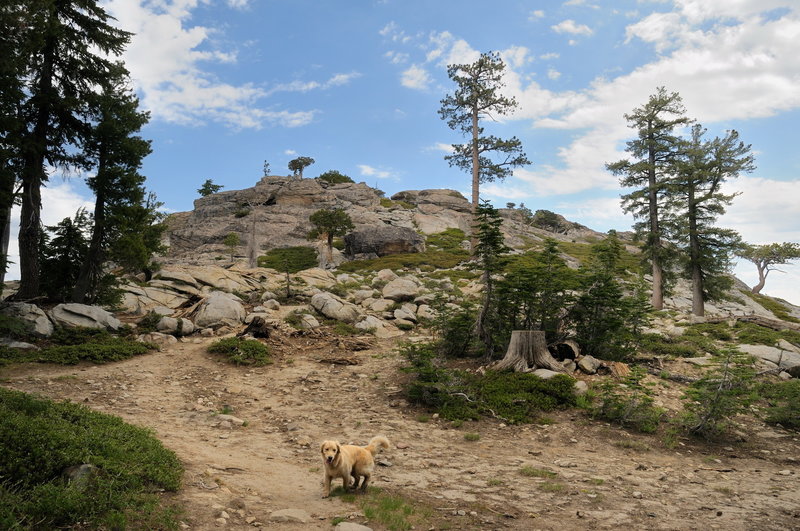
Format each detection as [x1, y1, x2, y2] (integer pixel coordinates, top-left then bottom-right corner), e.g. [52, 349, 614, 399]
[13, 0, 800, 305]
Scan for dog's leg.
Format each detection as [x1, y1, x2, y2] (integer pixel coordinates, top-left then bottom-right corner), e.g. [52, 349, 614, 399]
[360, 473, 370, 491]
[342, 466, 352, 492]
[322, 474, 331, 498]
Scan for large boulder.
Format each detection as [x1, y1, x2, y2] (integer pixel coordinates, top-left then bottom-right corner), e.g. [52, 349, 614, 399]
[310, 292, 362, 323]
[156, 316, 196, 336]
[192, 291, 246, 328]
[0, 302, 54, 337]
[49, 304, 121, 330]
[382, 277, 421, 302]
[344, 225, 425, 258]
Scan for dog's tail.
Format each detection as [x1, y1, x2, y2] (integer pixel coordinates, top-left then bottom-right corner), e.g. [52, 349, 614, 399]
[366, 435, 390, 456]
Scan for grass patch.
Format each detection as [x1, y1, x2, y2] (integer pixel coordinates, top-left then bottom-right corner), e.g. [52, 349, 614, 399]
[207, 337, 272, 366]
[332, 487, 430, 531]
[332, 322, 362, 336]
[379, 198, 415, 210]
[591, 366, 666, 433]
[463, 432, 480, 442]
[556, 240, 640, 273]
[487, 479, 504, 486]
[337, 249, 469, 273]
[734, 322, 800, 347]
[520, 466, 556, 478]
[0, 388, 183, 529]
[614, 440, 652, 452]
[258, 246, 318, 273]
[539, 481, 566, 493]
[426, 228, 467, 253]
[743, 291, 800, 323]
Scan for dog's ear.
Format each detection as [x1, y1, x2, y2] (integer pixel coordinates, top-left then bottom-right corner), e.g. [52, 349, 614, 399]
[320, 441, 326, 454]
[335, 442, 341, 455]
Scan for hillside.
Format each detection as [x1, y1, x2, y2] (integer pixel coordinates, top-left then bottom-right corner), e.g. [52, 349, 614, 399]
[2, 177, 800, 530]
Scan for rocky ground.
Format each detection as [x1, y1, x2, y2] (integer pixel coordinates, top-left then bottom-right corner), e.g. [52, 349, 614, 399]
[2, 317, 800, 531]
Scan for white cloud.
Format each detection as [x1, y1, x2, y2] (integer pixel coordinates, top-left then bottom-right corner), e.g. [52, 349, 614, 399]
[6, 182, 95, 281]
[265, 72, 361, 97]
[384, 50, 409, 64]
[529, 10, 545, 20]
[358, 164, 394, 179]
[226, 0, 250, 9]
[547, 68, 562, 80]
[551, 19, 594, 36]
[540, 52, 560, 60]
[501, 46, 531, 69]
[427, 143, 455, 153]
[284, 149, 297, 156]
[564, 0, 600, 8]
[105, 0, 315, 129]
[400, 64, 432, 90]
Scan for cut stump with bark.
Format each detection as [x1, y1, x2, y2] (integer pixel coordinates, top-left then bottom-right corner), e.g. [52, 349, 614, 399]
[492, 330, 567, 373]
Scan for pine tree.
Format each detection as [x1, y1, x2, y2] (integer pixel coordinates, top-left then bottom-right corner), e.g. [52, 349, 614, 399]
[438, 52, 529, 241]
[569, 231, 651, 361]
[667, 125, 753, 315]
[40, 209, 90, 301]
[472, 201, 510, 357]
[15, 0, 131, 299]
[607, 87, 692, 310]
[308, 208, 354, 264]
[72, 68, 152, 303]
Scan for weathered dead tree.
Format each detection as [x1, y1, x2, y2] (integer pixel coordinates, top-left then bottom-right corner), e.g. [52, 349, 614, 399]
[491, 330, 567, 373]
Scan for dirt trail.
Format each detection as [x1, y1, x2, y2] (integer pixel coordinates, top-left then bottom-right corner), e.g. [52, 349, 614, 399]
[3, 327, 799, 530]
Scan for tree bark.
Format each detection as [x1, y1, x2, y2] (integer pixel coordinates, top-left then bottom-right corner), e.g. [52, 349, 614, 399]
[491, 330, 567, 373]
[751, 263, 767, 294]
[688, 186, 704, 316]
[470, 105, 480, 253]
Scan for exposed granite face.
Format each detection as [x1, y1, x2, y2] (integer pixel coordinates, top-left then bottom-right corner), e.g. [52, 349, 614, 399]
[163, 178, 473, 263]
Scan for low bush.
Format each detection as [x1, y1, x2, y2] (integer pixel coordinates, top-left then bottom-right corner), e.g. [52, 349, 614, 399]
[402, 342, 576, 423]
[743, 291, 800, 323]
[207, 337, 271, 366]
[0, 388, 183, 529]
[258, 246, 318, 273]
[337, 249, 469, 273]
[317, 170, 354, 184]
[759, 380, 800, 430]
[0, 314, 31, 339]
[591, 366, 666, 433]
[0, 328, 154, 366]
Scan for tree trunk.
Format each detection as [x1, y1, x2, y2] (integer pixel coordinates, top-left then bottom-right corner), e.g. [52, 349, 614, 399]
[470, 105, 480, 253]
[647, 129, 664, 310]
[491, 330, 567, 373]
[688, 187, 704, 316]
[16, 169, 42, 299]
[751, 263, 767, 294]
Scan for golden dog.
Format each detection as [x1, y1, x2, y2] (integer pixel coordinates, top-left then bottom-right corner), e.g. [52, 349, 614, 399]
[320, 435, 389, 497]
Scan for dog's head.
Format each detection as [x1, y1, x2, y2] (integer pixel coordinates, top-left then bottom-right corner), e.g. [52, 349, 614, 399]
[320, 440, 340, 465]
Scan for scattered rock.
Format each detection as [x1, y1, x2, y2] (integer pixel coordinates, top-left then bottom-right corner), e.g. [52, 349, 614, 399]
[334, 522, 373, 531]
[157, 316, 196, 336]
[382, 278, 420, 302]
[137, 332, 179, 350]
[577, 355, 602, 374]
[269, 508, 311, 523]
[311, 292, 362, 323]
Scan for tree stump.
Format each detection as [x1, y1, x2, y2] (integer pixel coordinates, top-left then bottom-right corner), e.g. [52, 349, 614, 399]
[491, 330, 567, 373]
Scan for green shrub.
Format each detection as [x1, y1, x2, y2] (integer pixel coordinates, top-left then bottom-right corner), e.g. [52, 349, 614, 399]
[759, 380, 800, 430]
[234, 208, 250, 218]
[332, 322, 362, 336]
[520, 466, 556, 478]
[680, 348, 757, 440]
[426, 228, 467, 253]
[0, 328, 154, 366]
[591, 365, 666, 433]
[401, 341, 576, 423]
[258, 246, 318, 273]
[317, 170, 354, 184]
[0, 388, 182, 529]
[137, 311, 162, 333]
[379, 198, 414, 210]
[207, 337, 271, 366]
[0, 314, 31, 339]
[337, 249, 469, 273]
